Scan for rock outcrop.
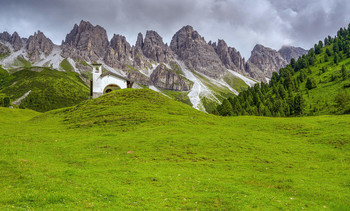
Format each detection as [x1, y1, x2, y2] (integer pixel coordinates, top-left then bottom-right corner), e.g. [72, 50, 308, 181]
[61, 20, 109, 61]
[11, 32, 23, 51]
[0, 32, 11, 43]
[244, 62, 265, 81]
[278, 46, 308, 63]
[0, 43, 10, 56]
[213, 39, 246, 75]
[127, 69, 151, 86]
[26, 31, 54, 62]
[130, 33, 147, 68]
[170, 25, 225, 78]
[142, 30, 173, 63]
[247, 44, 288, 79]
[150, 63, 193, 91]
[0, 32, 23, 51]
[135, 32, 144, 49]
[104, 34, 132, 69]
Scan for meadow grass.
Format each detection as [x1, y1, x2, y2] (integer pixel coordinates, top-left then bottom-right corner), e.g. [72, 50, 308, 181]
[0, 89, 349, 210]
[60, 59, 74, 71]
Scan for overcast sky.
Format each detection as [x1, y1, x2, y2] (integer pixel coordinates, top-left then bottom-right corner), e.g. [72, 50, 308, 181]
[1, 0, 349, 58]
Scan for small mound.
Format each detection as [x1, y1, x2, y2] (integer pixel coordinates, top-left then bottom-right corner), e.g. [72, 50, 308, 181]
[54, 89, 205, 128]
[0, 107, 40, 123]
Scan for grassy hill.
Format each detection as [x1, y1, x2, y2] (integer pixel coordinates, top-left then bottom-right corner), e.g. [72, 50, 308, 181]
[0, 67, 89, 112]
[0, 89, 349, 209]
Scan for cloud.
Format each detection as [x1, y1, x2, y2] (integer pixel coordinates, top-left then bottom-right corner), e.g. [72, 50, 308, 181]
[0, 0, 349, 58]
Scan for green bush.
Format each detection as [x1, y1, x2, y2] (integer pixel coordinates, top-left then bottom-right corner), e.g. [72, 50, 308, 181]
[3, 96, 10, 107]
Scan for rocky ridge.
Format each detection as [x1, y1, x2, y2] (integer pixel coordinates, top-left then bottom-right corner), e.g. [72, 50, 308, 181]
[0, 21, 307, 83]
[150, 63, 193, 91]
[26, 31, 54, 62]
[278, 46, 309, 63]
[0, 20, 308, 111]
[247, 44, 288, 79]
[0, 31, 23, 51]
[170, 25, 226, 79]
[61, 20, 109, 61]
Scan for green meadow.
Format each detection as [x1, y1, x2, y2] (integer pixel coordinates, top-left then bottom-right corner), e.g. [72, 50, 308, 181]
[0, 89, 349, 210]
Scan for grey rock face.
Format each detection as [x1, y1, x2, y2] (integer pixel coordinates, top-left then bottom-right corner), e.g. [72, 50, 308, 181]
[26, 31, 54, 62]
[61, 20, 109, 61]
[278, 46, 308, 63]
[0, 32, 11, 43]
[135, 32, 144, 48]
[244, 61, 266, 82]
[104, 34, 132, 69]
[11, 32, 23, 51]
[142, 30, 173, 63]
[150, 63, 193, 91]
[0, 43, 10, 56]
[247, 44, 288, 79]
[170, 25, 225, 78]
[215, 39, 246, 75]
[0, 32, 23, 51]
[127, 69, 151, 86]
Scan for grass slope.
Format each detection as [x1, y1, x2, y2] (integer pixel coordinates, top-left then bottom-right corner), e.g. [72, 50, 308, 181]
[295, 45, 350, 115]
[60, 58, 73, 71]
[0, 67, 89, 112]
[223, 72, 249, 92]
[0, 89, 349, 210]
[12, 55, 32, 68]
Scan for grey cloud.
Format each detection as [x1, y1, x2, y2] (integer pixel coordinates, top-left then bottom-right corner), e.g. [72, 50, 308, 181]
[0, 0, 349, 58]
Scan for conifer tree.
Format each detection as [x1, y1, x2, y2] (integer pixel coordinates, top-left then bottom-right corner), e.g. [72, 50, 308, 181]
[218, 99, 233, 116]
[294, 93, 305, 116]
[341, 65, 348, 80]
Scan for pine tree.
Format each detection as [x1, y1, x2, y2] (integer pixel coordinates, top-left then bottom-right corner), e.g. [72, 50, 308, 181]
[290, 58, 296, 68]
[324, 53, 329, 62]
[278, 84, 286, 99]
[333, 42, 339, 53]
[294, 93, 305, 116]
[218, 99, 233, 116]
[341, 65, 348, 80]
[3, 97, 10, 107]
[344, 42, 350, 58]
[334, 52, 339, 64]
[306, 77, 317, 90]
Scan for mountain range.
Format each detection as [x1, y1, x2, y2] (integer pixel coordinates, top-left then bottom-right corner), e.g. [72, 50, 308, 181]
[0, 20, 307, 111]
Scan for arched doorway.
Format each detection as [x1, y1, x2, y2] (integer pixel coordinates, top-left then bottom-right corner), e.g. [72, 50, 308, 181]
[103, 84, 121, 94]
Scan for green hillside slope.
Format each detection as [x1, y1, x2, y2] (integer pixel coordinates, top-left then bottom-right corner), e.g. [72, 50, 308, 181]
[217, 25, 350, 116]
[0, 67, 89, 112]
[0, 89, 349, 210]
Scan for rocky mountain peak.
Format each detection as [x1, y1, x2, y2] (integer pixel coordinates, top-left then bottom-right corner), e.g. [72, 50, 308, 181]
[135, 32, 144, 48]
[26, 30, 54, 62]
[216, 39, 231, 65]
[247, 44, 288, 79]
[11, 32, 23, 51]
[61, 20, 109, 61]
[213, 39, 246, 74]
[104, 34, 132, 69]
[0, 32, 11, 43]
[0, 31, 23, 51]
[170, 25, 225, 78]
[142, 30, 172, 63]
[278, 45, 308, 62]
